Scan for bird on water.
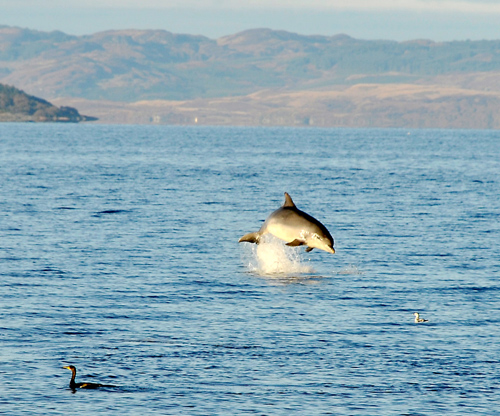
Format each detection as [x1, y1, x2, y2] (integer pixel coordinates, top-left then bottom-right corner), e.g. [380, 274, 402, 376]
[63, 365, 115, 390]
[413, 312, 429, 323]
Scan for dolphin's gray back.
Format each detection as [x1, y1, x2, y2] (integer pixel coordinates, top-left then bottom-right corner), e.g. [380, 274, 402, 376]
[264, 206, 329, 236]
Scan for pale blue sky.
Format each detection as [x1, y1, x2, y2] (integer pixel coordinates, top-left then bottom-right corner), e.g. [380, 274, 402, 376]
[1, 0, 499, 41]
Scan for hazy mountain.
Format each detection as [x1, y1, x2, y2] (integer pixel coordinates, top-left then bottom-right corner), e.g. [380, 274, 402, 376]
[1, 26, 500, 128]
[2, 26, 500, 101]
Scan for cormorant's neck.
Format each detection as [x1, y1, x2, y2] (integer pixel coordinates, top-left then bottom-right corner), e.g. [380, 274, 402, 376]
[69, 368, 77, 388]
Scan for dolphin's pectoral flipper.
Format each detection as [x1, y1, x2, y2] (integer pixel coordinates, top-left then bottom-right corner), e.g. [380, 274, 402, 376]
[239, 232, 261, 244]
[305, 247, 314, 252]
[286, 239, 305, 247]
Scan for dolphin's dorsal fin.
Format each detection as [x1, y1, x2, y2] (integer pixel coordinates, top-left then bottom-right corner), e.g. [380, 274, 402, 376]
[283, 192, 296, 208]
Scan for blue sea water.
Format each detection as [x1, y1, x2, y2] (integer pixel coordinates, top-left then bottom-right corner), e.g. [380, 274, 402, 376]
[0, 123, 499, 415]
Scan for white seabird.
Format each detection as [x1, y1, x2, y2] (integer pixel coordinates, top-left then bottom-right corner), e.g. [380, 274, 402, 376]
[413, 312, 428, 323]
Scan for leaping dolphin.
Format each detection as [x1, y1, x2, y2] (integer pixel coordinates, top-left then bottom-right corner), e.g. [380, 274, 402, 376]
[239, 192, 335, 254]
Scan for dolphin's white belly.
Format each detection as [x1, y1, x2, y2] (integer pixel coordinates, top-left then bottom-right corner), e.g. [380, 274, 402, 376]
[265, 221, 307, 243]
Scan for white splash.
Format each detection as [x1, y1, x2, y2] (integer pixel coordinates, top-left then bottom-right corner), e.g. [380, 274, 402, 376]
[337, 265, 363, 275]
[244, 235, 315, 276]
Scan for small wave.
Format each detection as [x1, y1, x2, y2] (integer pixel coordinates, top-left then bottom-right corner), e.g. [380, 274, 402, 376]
[243, 235, 315, 276]
[93, 209, 130, 217]
[99, 209, 128, 214]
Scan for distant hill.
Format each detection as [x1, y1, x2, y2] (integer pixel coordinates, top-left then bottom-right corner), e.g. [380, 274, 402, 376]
[0, 83, 96, 122]
[1, 25, 500, 128]
[2, 26, 500, 102]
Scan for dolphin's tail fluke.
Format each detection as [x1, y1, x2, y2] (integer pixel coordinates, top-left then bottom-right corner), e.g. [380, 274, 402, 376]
[239, 232, 261, 244]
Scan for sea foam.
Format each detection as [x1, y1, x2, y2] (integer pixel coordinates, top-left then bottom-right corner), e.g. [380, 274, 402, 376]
[244, 235, 315, 276]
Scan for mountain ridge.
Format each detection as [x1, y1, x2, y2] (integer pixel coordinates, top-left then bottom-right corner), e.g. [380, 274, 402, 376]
[1, 26, 500, 128]
[2, 26, 500, 102]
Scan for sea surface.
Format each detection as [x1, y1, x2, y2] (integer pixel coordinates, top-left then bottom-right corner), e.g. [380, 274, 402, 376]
[0, 124, 499, 415]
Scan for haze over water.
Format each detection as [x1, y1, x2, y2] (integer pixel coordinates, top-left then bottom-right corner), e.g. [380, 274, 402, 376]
[1, 124, 499, 415]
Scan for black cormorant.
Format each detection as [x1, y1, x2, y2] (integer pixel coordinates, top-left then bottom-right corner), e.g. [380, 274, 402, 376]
[63, 365, 115, 390]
